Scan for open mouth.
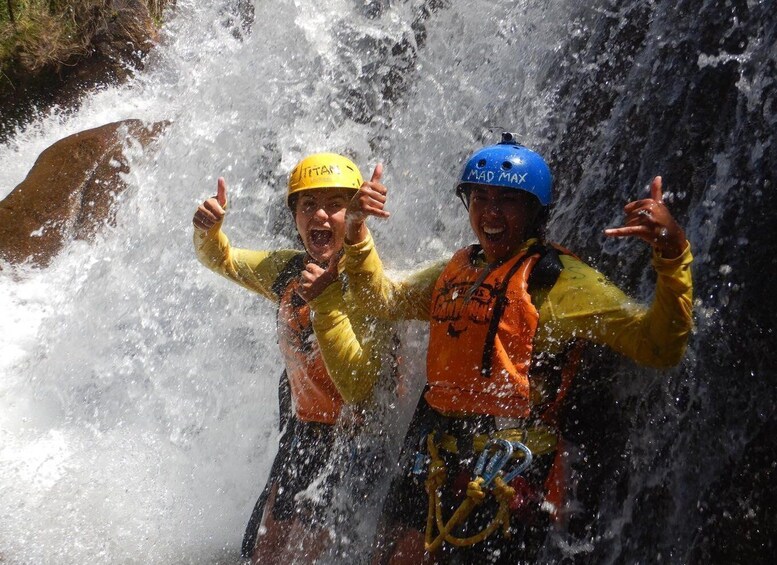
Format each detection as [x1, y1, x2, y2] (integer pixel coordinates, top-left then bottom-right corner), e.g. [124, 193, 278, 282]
[309, 228, 333, 247]
[482, 225, 505, 242]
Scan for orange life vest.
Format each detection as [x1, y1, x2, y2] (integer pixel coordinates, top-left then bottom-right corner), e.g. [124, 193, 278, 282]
[275, 256, 343, 425]
[426, 245, 552, 419]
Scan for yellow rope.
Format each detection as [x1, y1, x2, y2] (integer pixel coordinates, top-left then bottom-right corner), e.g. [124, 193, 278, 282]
[423, 434, 518, 554]
[424, 433, 447, 549]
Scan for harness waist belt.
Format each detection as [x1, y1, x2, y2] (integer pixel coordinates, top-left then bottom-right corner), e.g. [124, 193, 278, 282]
[438, 426, 558, 458]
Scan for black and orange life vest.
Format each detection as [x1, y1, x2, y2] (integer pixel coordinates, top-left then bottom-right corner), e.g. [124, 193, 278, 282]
[425, 244, 571, 420]
[274, 254, 343, 425]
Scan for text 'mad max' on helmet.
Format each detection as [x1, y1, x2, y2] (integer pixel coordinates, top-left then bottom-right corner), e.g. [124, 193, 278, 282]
[455, 132, 553, 206]
[287, 152, 364, 207]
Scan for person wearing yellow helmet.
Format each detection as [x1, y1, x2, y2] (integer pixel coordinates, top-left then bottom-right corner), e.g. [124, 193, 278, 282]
[193, 153, 397, 563]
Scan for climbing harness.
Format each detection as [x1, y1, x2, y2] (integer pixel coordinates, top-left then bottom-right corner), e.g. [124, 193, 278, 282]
[421, 431, 538, 553]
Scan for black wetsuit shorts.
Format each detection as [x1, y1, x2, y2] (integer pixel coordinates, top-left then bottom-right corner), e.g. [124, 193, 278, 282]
[271, 419, 337, 521]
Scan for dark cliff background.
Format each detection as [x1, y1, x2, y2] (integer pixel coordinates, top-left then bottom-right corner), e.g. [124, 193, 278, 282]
[544, 1, 776, 562]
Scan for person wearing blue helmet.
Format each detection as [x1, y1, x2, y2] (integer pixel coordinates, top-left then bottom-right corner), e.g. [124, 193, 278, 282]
[341, 132, 694, 563]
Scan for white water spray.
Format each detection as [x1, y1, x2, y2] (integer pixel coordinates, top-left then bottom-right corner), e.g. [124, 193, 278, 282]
[0, 1, 585, 562]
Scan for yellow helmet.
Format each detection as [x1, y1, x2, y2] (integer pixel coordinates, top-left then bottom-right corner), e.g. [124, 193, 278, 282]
[287, 152, 363, 207]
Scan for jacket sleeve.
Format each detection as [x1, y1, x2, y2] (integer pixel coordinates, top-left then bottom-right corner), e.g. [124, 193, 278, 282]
[308, 280, 394, 404]
[535, 244, 694, 368]
[343, 230, 444, 321]
[193, 224, 298, 302]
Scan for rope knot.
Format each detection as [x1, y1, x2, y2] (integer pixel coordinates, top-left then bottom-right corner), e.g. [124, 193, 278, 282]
[491, 476, 516, 505]
[425, 461, 447, 493]
[466, 478, 487, 503]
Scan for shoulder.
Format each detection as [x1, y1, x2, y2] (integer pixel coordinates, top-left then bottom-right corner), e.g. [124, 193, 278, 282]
[535, 244, 617, 291]
[407, 259, 449, 286]
[556, 253, 614, 286]
[557, 253, 595, 276]
[260, 249, 305, 270]
[552, 253, 631, 305]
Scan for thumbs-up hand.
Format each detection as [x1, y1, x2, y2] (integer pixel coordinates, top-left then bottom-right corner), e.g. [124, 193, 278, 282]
[345, 163, 390, 244]
[296, 252, 341, 303]
[193, 177, 229, 231]
[604, 176, 687, 259]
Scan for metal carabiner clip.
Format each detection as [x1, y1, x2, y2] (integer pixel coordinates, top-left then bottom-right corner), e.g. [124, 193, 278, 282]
[501, 442, 533, 484]
[411, 434, 429, 475]
[474, 438, 515, 487]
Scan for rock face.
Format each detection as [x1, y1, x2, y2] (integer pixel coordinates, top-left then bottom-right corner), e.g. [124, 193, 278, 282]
[0, 119, 166, 268]
[539, 1, 777, 561]
[0, 0, 159, 143]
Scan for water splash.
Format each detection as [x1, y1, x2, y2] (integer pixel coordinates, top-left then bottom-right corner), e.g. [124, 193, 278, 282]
[2, 0, 775, 563]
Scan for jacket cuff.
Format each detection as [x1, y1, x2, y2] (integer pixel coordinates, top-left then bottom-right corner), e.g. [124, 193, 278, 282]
[652, 241, 692, 273]
[344, 229, 374, 263]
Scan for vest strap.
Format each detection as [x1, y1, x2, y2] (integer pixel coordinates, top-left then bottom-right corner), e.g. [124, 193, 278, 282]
[480, 244, 561, 378]
[271, 253, 306, 299]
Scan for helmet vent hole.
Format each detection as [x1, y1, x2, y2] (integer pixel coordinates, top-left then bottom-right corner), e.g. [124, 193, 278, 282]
[502, 161, 512, 170]
[477, 159, 487, 168]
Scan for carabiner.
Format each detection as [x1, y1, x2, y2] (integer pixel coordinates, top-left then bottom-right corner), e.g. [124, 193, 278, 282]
[474, 439, 515, 487]
[501, 442, 533, 484]
[411, 434, 429, 475]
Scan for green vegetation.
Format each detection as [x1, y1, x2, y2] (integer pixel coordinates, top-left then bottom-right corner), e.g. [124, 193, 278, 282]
[1, 0, 169, 84]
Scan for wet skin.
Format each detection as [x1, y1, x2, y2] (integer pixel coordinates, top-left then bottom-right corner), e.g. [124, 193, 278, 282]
[293, 188, 352, 265]
[192, 179, 353, 302]
[465, 184, 541, 264]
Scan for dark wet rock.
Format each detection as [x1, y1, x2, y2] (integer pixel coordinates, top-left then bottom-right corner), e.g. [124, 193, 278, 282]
[539, 0, 777, 560]
[689, 417, 777, 564]
[0, 119, 167, 268]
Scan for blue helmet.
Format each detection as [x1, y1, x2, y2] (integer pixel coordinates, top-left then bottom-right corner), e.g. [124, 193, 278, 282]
[456, 132, 553, 206]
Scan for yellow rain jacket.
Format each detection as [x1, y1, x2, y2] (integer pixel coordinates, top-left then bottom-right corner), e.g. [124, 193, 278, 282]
[343, 231, 693, 371]
[194, 225, 394, 422]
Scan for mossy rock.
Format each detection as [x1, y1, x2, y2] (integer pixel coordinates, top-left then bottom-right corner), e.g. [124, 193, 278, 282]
[0, 0, 162, 142]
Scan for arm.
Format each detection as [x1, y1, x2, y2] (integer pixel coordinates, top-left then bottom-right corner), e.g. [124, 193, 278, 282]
[535, 248, 693, 367]
[192, 177, 298, 301]
[342, 164, 441, 320]
[307, 280, 394, 403]
[547, 174, 692, 367]
[343, 230, 443, 321]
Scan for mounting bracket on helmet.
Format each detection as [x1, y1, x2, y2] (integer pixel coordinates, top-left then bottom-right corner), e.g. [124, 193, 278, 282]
[499, 131, 518, 144]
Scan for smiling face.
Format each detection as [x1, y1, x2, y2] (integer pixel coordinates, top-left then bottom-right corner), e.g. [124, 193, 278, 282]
[293, 188, 353, 264]
[466, 184, 541, 264]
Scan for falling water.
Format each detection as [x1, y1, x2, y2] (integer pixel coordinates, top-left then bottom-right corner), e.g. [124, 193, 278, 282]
[1, 0, 774, 563]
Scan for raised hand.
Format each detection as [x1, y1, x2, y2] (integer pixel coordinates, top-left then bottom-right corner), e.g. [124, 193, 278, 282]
[604, 176, 687, 259]
[296, 252, 341, 303]
[193, 177, 228, 231]
[345, 163, 390, 244]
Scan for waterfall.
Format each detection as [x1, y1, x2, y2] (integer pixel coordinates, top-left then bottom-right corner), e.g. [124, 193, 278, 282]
[1, 0, 774, 563]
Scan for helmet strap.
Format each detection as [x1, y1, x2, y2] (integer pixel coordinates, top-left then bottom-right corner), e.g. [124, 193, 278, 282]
[456, 186, 471, 211]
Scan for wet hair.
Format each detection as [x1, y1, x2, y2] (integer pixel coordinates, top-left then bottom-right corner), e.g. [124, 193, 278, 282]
[287, 192, 299, 212]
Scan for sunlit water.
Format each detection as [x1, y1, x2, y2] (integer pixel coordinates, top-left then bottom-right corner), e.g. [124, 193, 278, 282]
[2, 0, 775, 563]
[0, 1, 583, 562]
